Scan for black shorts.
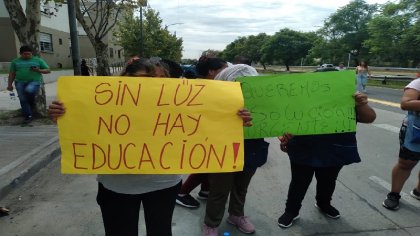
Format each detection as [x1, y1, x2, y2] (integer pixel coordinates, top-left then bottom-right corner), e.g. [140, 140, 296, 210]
[399, 146, 420, 161]
[398, 122, 420, 161]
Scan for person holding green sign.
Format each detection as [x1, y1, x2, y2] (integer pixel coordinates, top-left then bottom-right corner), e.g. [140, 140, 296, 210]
[277, 92, 376, 228]
[197, 56, 270, 236]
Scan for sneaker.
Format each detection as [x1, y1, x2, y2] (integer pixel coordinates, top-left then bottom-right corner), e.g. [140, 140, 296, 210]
[410, 188, 420, 200]
[0, 207, 9, 217]
[315, 203, 340, 219]
[382, 192, 401, 210]
[24, 115, 33, 123]
[277, 212, 300, 228]
[197, 191, 209, 200]
[227, 215, 255, 234]
[176, 194, 200, 208]
[202, 224, 218, 236]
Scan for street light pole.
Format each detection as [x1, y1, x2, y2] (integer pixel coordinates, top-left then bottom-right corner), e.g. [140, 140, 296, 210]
[140, 6, 143, 57]
[138, 0, 147, 57]
[68, 0, 81, 75]
[166, 23, 184, 37]
[347, 53, 351, 68]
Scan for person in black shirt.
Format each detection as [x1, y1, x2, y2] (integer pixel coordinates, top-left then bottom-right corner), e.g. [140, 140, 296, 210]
[81, 59, 91, 76]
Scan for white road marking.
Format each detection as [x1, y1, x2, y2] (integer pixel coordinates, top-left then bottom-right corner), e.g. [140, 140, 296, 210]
[369, 176, 420, 207]
[372, 124, 400, 133]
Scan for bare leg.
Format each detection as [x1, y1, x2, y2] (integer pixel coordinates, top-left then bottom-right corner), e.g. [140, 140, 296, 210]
[391, 158, 418, 193]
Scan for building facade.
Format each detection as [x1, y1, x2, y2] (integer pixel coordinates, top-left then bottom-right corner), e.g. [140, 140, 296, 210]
[0, 0, 124, 70]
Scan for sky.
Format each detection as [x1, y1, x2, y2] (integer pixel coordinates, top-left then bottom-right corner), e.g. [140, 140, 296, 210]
[147, 0, 392, 59]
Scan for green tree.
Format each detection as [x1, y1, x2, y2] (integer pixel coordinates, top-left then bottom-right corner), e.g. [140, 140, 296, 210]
[75, 0, 135, 76]
[3, 0, 64, 117]
[219, 36, 248, 61]
[261, 28, 314, 71]
[114, 7, 183, 61]
[315, 0, 378, 64]
[245, 33, 270, 69]
[220, 33, 270, 69]
[365, 0, 419, 66]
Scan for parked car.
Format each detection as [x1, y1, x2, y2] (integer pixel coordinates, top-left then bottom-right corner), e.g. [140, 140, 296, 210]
[315, 64, 338, 72]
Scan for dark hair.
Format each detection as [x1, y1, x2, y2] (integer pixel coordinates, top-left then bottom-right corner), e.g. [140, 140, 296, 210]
[161, 59, 183, 78]
[19, 45, 33, 54]
[81, 59, 87, 65]
[195, 56, 227, 77]
[121, 58, 155, 77]
[360, 61, 368, 67]
[233, 55, 251, 66]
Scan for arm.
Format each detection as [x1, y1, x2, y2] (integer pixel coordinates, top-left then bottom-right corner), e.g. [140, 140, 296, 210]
[354, 92, 376, 123]
[35, 68, 51, 74]
[34, 59, 51, 74]
[7, 72, 16, 91]
[400, 88, 420, 111]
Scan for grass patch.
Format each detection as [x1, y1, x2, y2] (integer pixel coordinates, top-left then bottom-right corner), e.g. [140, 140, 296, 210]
[368, 79, 409, 89]
[0, 109, 54, 126]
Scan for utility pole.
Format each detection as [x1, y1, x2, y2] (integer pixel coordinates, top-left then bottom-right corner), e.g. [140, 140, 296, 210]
[139, 0, 147, 57]
[68, 0, 81, 75]
[140, 6, 143, 57]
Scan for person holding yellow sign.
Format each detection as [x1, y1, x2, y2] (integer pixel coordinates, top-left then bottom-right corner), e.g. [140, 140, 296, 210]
[48, 57, 253, 236]
[277, 92, 376, 228]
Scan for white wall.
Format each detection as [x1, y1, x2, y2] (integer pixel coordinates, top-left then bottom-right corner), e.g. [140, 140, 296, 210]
[0, 1, 69, 33]
[0, 0, 8, 17]
[41, 4, 70, 33]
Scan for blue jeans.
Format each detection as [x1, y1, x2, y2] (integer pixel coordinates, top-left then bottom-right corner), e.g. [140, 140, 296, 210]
[15, 81, 41, 118]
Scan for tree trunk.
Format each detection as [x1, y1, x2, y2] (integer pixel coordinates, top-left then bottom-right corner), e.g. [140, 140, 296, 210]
[34, 83, 47, 117]
[262, 63, 267, 70]
[4, 0, 47, 117]
[94, 42, 111, 76]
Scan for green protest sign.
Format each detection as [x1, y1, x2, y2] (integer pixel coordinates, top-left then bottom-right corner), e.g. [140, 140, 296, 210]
[236, 70, 356, 139]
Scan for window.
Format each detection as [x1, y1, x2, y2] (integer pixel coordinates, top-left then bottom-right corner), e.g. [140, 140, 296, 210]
[40, 33, 53, 52]
[59, 38, 63, 45]
[109, 48, 114, 58]
[118, 50, 121, 58]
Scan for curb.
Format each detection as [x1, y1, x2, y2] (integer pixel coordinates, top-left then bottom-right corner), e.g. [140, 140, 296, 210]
[0, 136, 61, 200]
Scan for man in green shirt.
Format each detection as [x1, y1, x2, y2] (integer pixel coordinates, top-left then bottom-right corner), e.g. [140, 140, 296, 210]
[7, 45, 50, 122]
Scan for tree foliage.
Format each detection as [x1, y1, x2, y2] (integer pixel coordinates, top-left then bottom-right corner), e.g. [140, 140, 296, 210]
[220, 33, 269, 68]
[3, 0, 64, 116]
[365, 0, 420, 66]
[315, 0, 378, 64]
[261, 28, 314, 71]
[75, 0, 135, 76]
[113, 7, 183, 61]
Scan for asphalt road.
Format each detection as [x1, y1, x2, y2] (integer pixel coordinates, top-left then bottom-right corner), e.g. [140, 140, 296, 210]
[0, 85, 419, 236]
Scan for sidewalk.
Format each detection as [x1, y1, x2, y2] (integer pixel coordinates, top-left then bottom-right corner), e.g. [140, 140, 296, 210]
[0, 68, 124, 200]
[0, 80, 60, 199]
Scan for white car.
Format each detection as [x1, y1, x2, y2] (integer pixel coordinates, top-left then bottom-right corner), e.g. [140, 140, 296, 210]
[316, 64, 338, 72]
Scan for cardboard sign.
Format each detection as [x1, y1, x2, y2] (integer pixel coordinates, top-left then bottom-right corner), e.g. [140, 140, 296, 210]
[57, 76, 244, 174]
[237, 71, 356, 138]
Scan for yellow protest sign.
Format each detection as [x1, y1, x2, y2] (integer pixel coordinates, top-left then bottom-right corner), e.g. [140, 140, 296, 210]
[57, 76, 244, 174]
